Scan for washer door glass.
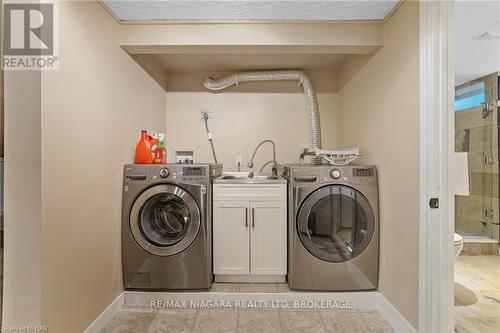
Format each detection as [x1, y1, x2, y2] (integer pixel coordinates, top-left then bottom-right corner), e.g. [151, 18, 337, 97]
[297, 185, 375, 263]
[139, 192, 191, 246]
[130, 184, 201, 256]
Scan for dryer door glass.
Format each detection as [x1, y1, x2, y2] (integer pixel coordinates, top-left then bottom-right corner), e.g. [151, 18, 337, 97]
[297, 185, 375, 263]
[130, 184, 201, 256]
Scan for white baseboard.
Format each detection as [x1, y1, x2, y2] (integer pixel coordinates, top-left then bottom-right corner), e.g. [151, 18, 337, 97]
[377, 294, 417, 333]
[83, 292, 125, 333]
[84, 290, 416, 333]
[215, 275, 286, 283]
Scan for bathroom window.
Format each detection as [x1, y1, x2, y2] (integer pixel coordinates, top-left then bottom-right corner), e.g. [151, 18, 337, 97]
[455, 82, 486, 112]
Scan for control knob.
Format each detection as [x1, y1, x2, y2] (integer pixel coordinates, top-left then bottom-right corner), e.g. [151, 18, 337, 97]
[159, 168, 170, 178]
[330, 169, 341, 179]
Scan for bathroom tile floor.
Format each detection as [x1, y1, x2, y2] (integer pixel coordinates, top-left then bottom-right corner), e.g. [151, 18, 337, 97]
[455, 255, 500, 333]
[100, 283, 395, 332]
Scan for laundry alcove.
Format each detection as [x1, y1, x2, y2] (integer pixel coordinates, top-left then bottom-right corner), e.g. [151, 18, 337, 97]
[118, 14, 421, 328]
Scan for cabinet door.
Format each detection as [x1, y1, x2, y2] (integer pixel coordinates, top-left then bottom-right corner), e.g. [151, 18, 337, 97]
[213, 201, 250, 275]
[250, 201, 287, 275]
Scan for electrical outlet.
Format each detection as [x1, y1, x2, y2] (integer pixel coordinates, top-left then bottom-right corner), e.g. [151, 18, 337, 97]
[200, 110, 214, 120]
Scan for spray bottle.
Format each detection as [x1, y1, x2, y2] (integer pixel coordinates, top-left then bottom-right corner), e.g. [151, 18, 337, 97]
[154, 134, 167, 164]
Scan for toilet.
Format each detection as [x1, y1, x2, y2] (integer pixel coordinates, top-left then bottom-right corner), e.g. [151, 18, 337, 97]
[454, 233, 464, 258]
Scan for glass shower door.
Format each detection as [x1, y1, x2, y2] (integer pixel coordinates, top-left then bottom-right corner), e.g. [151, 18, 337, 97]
[454, 74, 499, 240]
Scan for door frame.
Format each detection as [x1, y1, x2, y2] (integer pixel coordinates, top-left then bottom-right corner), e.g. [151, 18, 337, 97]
[418, 1, 455, 332]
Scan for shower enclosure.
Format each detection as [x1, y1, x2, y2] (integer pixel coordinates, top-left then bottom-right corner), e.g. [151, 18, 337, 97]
[455, 73, 500, 243]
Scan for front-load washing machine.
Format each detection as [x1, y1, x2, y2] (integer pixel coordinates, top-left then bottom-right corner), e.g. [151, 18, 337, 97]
[285, 164, 379, 291]
[122, 163, 222, 290]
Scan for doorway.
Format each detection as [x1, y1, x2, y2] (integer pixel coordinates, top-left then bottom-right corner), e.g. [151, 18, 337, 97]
[454, 74, 500, 246]
[453, 1, 500, 331]
[453, 73, 500, 332]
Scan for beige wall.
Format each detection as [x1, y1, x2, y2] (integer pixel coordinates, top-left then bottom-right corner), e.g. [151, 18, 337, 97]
[1, 67, 4, 157]
[3, 71, 42, 327]
[166, 92, 338, 170]
[37, 1, 166, 332]
[1, 4, 3, 157]
[338, 1, 420, 328]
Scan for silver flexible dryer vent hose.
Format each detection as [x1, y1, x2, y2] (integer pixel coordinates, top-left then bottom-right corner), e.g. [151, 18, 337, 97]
[203, 70, 322, 165]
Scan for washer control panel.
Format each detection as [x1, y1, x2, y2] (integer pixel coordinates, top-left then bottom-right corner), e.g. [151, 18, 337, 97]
[182, 166, 207, 183]
[124, 164, 222, 187]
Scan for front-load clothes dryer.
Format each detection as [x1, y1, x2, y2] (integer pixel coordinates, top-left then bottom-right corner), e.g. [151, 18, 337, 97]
[122, 163, 222, 290]
[285, 164, 379, 291]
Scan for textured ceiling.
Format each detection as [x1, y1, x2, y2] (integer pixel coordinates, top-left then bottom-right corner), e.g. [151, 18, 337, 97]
[455, 1, 500, 85]
[103, 0, 400, 22]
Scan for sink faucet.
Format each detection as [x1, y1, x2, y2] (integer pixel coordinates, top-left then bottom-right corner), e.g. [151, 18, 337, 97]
[247, 140, 278, 176]
[299, 148, 317, 164]
[259, 160, 278, 174]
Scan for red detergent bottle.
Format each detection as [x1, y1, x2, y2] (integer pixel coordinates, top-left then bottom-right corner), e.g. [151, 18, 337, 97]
[134, 130, 154, 164]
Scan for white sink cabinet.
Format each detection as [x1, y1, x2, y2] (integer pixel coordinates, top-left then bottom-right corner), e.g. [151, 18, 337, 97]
[213, 183, 287, 282]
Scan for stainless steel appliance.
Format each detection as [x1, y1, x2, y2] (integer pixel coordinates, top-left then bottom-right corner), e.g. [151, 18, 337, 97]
[122, 163, 222, 290]
[285, 164, 379, 291]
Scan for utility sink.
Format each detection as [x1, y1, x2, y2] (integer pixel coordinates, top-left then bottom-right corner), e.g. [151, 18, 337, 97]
[221, 175, 279, 180]
[214, 172, 287, 184]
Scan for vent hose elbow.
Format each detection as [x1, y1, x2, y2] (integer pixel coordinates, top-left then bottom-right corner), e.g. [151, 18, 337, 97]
[203, 70, 321, 164]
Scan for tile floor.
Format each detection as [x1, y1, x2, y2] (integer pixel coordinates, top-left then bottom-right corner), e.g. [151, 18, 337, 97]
[100, 283, 395, 333]
[455, 255, 500, 333]
[100, 308, 394, 333]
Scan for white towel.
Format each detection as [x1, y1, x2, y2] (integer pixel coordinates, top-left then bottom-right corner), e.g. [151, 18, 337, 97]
[451, 152, 470, 196]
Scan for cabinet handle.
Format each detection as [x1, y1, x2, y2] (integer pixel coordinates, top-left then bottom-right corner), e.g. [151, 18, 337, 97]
[252, 208, 255, 228]
[245, 208, 248, 227]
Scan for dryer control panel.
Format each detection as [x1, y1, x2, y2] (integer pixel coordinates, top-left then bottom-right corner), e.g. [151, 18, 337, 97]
[318, 166, 377, 185]
[286, 164, 377, 187]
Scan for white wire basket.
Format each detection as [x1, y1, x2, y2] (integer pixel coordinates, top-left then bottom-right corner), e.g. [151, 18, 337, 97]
[310, 148, 360, 166]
